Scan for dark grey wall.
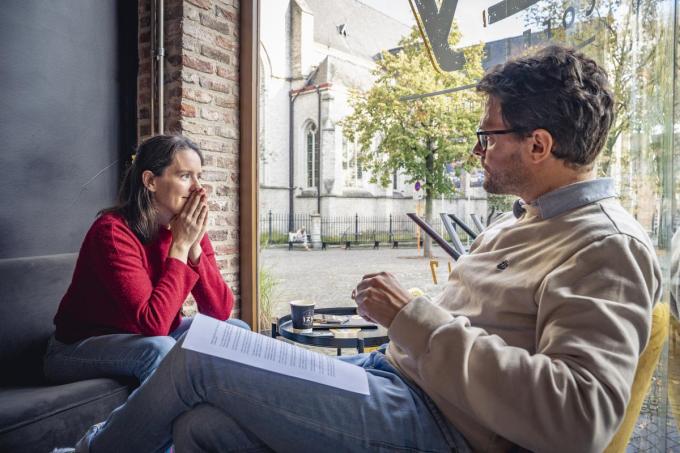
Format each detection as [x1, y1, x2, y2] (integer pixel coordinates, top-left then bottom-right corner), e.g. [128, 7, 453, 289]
[0, 0, 137, 259]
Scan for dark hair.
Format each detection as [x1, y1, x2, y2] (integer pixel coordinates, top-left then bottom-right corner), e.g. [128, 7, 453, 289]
[101, 134, 203, 243]
[476, 45, 614, 168]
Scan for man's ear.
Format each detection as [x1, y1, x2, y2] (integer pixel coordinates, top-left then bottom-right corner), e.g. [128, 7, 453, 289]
[528, 128, 554, 163]
[142, 170, 156, 192]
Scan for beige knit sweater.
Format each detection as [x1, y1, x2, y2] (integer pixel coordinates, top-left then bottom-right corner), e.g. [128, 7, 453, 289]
[386, 197, 661, 452]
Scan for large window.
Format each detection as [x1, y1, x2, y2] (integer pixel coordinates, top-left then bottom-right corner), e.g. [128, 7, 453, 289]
[253, 1, 680, 448]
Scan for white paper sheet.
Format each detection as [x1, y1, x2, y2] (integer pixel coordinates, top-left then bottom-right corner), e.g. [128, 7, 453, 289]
[182, 314, 370, 395]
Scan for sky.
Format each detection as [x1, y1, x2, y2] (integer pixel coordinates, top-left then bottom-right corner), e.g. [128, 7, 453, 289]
[357, 0, 527, 47]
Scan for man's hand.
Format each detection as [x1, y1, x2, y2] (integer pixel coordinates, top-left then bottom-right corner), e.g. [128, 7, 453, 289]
[352, 272, 413, 328]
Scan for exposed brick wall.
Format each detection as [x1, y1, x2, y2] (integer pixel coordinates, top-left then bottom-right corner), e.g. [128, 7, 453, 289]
[137, 0, 241, 316]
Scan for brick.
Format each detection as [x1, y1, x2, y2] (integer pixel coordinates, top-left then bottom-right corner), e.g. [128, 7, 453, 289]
[216, 185, 237, 196]
[203, 170, 229, 182]
[186, 0, 211, 9]
[184, 5, 200, 21]
[200, 12, 230, 35]
[201, 107, 222, 121]
[201, 44, 231, 64]
[216, 126, 238, 139]
[208, 200, 227, 212]
[183, 21, 215, 42]
[199, 139, 227, 152]
[166, 20, 182, 38]
[181, 121, 215, 136]
[216, 65, 237, 81]
[204, 154, 229, 167]
[214, 95, 237, 109]
[166, 119, 182, 133]
[182, 71, 200, 84]
[182, 87, 212, 103]
[222, 110, 237, 125]
[199, 77, 230, 94]
[215, 35, 236, 51]
[182, 54, 214, 74]
[166, 4, 183, 20]
[215, 4, 237, 22]
[208, 229, 231, 242]
[139, 30, 151, 43]
[181, 103, 197, 117]
[211, 213, 225, 226]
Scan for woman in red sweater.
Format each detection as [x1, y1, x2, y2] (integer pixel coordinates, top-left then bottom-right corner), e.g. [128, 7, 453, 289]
[44, 134, 242, 384]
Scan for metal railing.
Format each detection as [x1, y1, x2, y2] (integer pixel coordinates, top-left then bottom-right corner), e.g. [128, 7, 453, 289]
[260, 211, 478, 247]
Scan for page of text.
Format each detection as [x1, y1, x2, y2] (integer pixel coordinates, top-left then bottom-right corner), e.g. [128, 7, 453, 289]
[182, 314, 370, 395]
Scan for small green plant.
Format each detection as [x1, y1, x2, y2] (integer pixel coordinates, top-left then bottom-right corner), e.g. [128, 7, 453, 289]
[258, 266, 280, 332]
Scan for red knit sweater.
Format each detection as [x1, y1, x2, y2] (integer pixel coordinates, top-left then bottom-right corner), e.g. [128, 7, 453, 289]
[54, 212, 234, 343]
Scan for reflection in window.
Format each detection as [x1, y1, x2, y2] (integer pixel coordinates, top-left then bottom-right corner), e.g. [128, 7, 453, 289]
[342, 137, 362, 188]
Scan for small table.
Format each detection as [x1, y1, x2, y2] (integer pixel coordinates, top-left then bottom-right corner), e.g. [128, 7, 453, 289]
[272, 307, 389, 356]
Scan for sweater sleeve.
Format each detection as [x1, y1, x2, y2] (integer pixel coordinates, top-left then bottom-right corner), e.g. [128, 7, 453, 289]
[387, 235, 660, 453]
[188, 233, 234, 320]
[92, 220, 199, 336]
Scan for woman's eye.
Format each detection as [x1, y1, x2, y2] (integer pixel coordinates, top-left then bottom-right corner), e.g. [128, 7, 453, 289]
[181, 174, 190, 180]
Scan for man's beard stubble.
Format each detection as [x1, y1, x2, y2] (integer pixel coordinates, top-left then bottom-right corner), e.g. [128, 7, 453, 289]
[481, 156, 529, 196]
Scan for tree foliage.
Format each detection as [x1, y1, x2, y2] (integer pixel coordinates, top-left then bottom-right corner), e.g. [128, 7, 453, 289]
[341, 25, 484, 255]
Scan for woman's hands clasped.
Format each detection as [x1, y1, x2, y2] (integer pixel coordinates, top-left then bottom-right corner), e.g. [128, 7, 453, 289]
[169, 188, 208, 264]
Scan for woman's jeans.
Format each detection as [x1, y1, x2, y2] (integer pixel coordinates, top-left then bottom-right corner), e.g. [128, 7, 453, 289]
[44, 317, 250, 384]
[76, 338, 470, 453]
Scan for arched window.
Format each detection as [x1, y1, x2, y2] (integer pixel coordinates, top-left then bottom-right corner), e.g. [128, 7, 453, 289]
[342, 136, 363, 187]
[306, 123, 318, 188]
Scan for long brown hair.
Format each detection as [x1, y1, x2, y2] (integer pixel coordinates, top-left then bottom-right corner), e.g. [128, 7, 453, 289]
[101, 134, 203, 243]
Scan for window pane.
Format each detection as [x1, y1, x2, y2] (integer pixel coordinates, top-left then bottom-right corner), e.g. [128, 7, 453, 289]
[256, 1, 680, 449]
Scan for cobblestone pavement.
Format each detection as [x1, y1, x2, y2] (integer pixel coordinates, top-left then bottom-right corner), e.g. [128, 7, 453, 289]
[261, 245, 453, 319]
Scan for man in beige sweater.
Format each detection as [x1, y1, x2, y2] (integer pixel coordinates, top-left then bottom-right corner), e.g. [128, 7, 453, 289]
[68, 45, 660, 453]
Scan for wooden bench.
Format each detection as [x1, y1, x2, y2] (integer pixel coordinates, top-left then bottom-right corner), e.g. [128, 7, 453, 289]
[288, 233, 311, 250]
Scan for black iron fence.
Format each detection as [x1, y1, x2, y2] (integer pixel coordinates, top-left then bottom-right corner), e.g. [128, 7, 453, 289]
[260, 211, 477, 247]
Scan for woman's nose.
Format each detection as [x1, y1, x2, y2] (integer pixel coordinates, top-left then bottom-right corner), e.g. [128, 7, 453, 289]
[192, 177, 202, 190]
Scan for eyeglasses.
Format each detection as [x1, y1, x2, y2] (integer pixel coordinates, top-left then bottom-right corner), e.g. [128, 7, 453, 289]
[475, 129, 522, 151]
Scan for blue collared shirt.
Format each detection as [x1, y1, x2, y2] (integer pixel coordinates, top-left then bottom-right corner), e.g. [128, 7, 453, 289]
[512, 178, 617, 219]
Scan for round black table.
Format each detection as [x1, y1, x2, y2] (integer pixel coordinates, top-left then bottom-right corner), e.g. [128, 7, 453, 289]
[272, 307, 389, 356]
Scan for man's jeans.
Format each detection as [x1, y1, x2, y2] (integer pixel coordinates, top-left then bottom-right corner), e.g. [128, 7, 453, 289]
[44, 318, 250, 384]
[76, 337, 470, 452]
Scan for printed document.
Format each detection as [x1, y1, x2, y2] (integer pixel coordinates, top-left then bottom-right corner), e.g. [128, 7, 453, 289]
[182, 314, 370, 395]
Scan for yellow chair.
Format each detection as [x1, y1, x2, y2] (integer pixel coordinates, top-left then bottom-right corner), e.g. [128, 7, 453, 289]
[604, 303, 669, 453]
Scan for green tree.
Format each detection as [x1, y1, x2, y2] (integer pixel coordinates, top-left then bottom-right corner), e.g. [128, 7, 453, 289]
[341, 26, 484, 256]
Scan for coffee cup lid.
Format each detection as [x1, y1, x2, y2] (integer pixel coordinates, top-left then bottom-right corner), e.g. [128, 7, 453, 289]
[289, 300, 315, 306]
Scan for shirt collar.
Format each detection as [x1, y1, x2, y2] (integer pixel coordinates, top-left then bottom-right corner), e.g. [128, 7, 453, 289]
[512, 178, 616, 219]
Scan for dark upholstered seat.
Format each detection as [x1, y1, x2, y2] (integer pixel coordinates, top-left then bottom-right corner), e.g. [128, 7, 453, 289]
[0, 380, 129, 450]
[0, 253, 132, 452]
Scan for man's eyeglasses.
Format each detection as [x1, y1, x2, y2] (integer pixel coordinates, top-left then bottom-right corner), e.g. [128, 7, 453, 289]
[475, 129, 522, 151]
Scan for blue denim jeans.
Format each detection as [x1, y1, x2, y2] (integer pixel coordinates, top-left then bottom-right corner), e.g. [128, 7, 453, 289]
[76, 339, 470, 452]
[44, 318, 250, 384]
